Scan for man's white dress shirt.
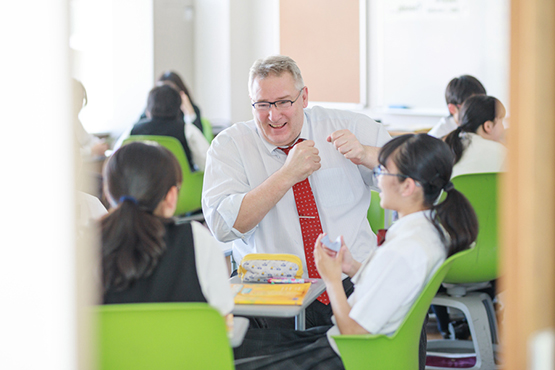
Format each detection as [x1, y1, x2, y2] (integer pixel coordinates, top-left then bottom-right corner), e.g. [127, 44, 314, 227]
[202, 106, 391, 275]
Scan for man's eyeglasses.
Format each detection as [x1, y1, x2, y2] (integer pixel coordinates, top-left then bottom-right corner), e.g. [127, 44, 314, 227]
[372, 165, 410, 183]
[251, 88, 304, 111]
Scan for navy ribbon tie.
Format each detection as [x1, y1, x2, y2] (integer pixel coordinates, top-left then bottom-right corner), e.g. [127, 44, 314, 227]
[119, 196, 138, 205]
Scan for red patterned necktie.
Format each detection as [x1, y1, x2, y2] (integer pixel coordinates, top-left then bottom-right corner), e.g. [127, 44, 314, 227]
[377, 229, 388, 246]
[281, 140, 329, 305]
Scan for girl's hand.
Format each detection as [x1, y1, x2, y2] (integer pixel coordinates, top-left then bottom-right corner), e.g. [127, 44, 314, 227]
[317, 234, 361, 278]
[336, 236, 360, 278]
[314, 233, 344, 284]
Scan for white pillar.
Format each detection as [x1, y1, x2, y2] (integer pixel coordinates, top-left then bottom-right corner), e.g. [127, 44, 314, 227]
[0, 1, 82, 369]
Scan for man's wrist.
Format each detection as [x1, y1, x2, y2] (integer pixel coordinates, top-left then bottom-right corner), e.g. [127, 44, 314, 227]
[362, 146, 379, 169]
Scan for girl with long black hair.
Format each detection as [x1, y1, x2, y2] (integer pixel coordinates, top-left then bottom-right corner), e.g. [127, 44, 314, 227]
[444, 94, 507, 178]
[234, 134, 478, 370]
[101, 142, 233, 315]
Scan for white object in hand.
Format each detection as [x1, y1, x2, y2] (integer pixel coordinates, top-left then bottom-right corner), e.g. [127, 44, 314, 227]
[321, 235, 342, 252]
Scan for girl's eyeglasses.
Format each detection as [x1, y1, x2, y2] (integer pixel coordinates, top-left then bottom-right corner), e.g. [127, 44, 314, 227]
[372, 165, 423, 187]
[372, 165, 409, 182]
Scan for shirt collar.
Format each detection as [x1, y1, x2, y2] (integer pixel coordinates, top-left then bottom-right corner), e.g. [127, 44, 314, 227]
[387, 210, 432, 238]
[256, 111, 308, 155]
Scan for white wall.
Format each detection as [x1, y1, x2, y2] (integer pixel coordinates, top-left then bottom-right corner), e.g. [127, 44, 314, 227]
[153, 0, 196, 94]
[72, 0, 510, 136]
[71, 0, 154, 136]
[1, 0, 80, 369]
[194, 0, 279, 128]
[194, 0, 509, 131]
[194, 0, 231, 127]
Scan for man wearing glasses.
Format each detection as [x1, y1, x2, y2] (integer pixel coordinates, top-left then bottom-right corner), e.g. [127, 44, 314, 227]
[202, 55, 391, 328]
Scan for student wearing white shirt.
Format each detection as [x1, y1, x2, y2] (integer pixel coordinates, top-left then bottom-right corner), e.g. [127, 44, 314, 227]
[444, 95, 507, 178]
[233, 134, 479, 370]
[101, 142, 233, 317]
[430, 95, 506, 338]
[428, 75, 487, 138]
[202, 55, 391, 328]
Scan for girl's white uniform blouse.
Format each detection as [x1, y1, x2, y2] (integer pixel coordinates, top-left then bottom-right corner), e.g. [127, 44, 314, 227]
[327, 210, 447, 353]
[452, 133, 507, 179]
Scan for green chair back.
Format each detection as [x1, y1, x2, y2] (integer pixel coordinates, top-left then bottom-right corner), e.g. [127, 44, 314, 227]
[96, 302, 234, 370]
[122, 135, 203, 216]
[367, 190, 385, 233]
[201, 117, 214, 142]
[332, 248, 473, 370]
[443, 172, 499, 283]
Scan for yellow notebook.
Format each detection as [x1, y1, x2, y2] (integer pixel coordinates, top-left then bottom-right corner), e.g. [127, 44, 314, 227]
[232, 283, 310, 306]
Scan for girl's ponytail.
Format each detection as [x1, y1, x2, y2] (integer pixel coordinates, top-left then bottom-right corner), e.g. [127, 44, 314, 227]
[378, 134, 478, 256]
[101, 142, 182, 293]
[444, 127, 464, 164]
[433, 185, 478, 257]
[101, 198, 166, 293]
[444, 95, 499, 165]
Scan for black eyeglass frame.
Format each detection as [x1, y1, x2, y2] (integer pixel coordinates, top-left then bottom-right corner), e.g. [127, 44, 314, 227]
[372, 165, 424, 188]
[372, 165, 410, 182]
[251, 88, 304, 111]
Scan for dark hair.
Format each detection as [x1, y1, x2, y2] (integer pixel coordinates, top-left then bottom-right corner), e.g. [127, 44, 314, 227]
[445, 75, 486, 106]
[158, 70, 195, 104]
[444, 95, 501, 164]
[146, 84, 182, 119]
[378, 134, 478, 257]
[101, 142, 183, 293]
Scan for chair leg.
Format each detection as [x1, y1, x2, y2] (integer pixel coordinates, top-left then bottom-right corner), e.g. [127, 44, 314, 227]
[427, 292, 499, 370]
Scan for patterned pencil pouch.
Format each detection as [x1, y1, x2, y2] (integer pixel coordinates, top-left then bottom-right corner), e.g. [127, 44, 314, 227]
[238, 254, 304, 282]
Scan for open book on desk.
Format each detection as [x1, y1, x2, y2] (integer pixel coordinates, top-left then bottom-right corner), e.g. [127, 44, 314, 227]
[232, 283, 310, 306]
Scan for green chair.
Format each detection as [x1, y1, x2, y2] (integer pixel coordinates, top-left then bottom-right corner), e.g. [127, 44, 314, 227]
[96, 302, 234, 370]
[427, 172, 500, 370]
[122, 135, 203, 216]
[201, 117, 214, 142]
[332, 248, 474, 370]
[367, 190, 385, 233]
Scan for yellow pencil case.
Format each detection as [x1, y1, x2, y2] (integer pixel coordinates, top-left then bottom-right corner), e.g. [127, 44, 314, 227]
[238, 253, 304, 282]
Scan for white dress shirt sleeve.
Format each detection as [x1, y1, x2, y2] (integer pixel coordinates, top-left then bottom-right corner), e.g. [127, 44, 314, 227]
[351, 113, 392, 186]
[202, 132, 257, 242]
[191, 221, 234, 315]
[349, 248, 424, 335]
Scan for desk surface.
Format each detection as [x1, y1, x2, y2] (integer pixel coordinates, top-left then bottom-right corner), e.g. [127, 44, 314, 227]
[229, 276, 326, 318]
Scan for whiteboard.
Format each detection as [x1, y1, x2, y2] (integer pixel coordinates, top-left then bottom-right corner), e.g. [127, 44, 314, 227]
[371, 0, 510, 112]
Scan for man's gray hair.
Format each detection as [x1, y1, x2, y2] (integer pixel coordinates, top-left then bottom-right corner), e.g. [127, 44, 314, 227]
[248, 55, 304, 96]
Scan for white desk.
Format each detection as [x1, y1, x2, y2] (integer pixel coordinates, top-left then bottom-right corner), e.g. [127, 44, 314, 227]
[229, 276, 327, 330]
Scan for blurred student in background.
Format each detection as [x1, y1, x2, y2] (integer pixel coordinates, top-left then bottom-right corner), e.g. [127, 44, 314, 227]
[72, 78, 108, 224]
[428, 75, 487, 139]
[114, 83, 209, 172]
[73, 79, 109, 158]
[155, 70, 205, 134]
[444, 95, 507, 178]
[431, 94, 506, 339]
